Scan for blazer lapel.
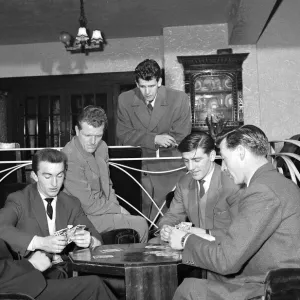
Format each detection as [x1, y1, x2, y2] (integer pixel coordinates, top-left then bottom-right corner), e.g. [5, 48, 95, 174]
[187, 179, 201, 228]
[205, 165, 222, 229]
[147, 88, 168, 132]
[74, 136, 100, 177]
[55, 193, 69, 231]
[31, 184, 50, 236]
[94, 153, 110, 198]
[132, 90, 152, 129]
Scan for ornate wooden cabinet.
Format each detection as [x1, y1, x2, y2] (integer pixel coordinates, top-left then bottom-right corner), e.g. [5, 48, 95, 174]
[178, 52, 248, 132]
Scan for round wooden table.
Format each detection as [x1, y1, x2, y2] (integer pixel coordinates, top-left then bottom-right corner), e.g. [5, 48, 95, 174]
[69, 243, 182, 300]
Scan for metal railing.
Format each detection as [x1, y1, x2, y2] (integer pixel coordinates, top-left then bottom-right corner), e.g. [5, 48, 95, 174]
[1, 140, 300, 228]
[0, 147, 185, 229]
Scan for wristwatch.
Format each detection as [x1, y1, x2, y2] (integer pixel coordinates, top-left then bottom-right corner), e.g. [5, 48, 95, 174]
[181, 233, 190, 248]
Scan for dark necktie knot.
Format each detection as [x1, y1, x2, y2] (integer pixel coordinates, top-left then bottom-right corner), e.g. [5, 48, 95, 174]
[45, 197, 54, 220]
[147, 103, 153, 111]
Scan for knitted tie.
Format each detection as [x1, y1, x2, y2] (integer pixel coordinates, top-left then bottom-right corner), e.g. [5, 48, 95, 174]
[199, 180, 205, 199]
[147, 101, 153, 112]
[45, 197, 54, 220]
[198, 180, 206, 228]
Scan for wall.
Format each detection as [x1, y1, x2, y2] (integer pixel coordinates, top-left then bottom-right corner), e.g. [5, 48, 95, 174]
[257, 0, 300, 140]
[1, 7, 299, 142]
[0, 36, 163, 77]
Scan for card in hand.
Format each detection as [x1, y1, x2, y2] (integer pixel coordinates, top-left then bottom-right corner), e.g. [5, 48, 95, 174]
[54, 225, 86, 244]
[75, 225, 86, 232]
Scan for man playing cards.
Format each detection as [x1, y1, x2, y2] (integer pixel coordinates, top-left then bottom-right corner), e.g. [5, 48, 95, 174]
[0, 149, 103, 280]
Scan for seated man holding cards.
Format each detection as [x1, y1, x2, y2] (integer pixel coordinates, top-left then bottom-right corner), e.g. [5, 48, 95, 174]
[169, 125, 300, 300]
[0, 149, 103, 280]
[151, 132, 243, 244]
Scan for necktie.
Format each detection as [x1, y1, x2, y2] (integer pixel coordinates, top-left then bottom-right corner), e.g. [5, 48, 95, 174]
[147, 101, 153, 112]
[199, 180, 205, 198]
[198, 180, 206, 227]
[45, 197, 54, 220]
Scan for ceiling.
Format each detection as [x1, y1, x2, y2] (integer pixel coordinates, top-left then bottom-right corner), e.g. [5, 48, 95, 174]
[0, 0, 234, 46]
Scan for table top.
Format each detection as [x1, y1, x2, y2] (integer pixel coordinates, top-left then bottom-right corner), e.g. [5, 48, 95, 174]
[69, 243, 182, 267]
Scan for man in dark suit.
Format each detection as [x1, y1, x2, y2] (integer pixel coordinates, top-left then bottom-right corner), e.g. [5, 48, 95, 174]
[0, 149, 103, 279]
[116, 59, 191, 220]
[151, 132, 242, 244]
[169, 125, 300, 300]
[0, 238, 117, 300]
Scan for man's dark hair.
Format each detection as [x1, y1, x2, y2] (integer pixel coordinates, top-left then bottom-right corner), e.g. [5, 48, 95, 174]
[77, 105, 108, 130]
[32, 148, 67, 175]
[178, 132, 215, 155]
[135, 59, 161, 82]
[216, 124, 269, 157]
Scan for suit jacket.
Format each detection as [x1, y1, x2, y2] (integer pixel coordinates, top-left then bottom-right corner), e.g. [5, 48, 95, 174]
[0, 183, 102, 257]
[158, 164, 242, 236]
[182, 163, 300, 300]
[116, 86, 192, 199]
[0, 238, 46, 297]
[62, 137, 122, 225]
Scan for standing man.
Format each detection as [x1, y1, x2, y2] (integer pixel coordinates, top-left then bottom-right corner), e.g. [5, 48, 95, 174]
[153, 132, 242, 244]
[169, 125, 300, 300]
[62, 105, 148, 243]
[117, 59, 192, 220]
[0, 149, 106, 280]
[0, 239, 117, 300]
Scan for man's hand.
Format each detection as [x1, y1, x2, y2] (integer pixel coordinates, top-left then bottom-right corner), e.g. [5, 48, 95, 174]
[160, 225, 173, 242]
[70, 230, 91, 248]
[36, 235, 68, 253]
[28, 251, 52, 272]
[169, 228, 187, 250]
[120, 206, 130, 215]
[155, 134, 177, 148]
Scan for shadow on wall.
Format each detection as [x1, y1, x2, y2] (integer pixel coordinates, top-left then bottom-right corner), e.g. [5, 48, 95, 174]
[40, 54, 88, 75]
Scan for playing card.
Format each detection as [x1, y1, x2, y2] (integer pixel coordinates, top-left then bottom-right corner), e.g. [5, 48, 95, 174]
[54, 225, 87, 244]
[66, 227, 77, 244]
[175, 222, 192, 232]
[145, 245, 170, 250]
[54, 228, 68, 236]
[75, 225, 86, 232]
[52, 254, 63, 264]
[93, 255, 114, 259]
[99, 248, 122, 253]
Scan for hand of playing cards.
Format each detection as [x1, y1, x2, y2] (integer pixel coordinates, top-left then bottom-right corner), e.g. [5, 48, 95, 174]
[54, 225, 86, 244]
[174, 222, 215, 242]
[175, 222, 192, 232]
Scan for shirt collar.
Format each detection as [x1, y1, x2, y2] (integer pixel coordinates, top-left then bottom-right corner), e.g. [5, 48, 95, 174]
[37, 189, 57, 203]
[202, 163, 215, 186]
[146, 93, 158, 107]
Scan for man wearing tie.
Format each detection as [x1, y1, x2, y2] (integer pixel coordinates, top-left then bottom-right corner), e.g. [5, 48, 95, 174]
[117, 59, 191, 220]
[156, 132, 243, 243]
[0, 149, 104, 281]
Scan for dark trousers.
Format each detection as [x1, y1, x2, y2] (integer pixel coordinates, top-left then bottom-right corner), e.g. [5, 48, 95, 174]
[37, 275, 117, 300]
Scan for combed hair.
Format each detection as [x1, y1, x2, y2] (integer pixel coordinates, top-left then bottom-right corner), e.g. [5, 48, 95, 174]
[216, 124, 269, 156]
[32, 149, 67, 174]
[135, 59, 161, 82]
[77, 105, 108, 130]
[178, 132, 215, 155]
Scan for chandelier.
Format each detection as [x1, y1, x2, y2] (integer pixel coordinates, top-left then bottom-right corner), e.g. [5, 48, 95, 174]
[59, 0, 105, 54]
